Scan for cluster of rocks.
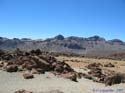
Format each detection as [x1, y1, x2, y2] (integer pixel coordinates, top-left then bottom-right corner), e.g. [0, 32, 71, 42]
[86, 63, 106, 83]
[0, 49, 124, 86]
[104, 63, 115, 67]
[108, 53, 125, 61]
[0, 49, 77, 81]
[105, 73, 125, 86]
[85, 63, 125, 86]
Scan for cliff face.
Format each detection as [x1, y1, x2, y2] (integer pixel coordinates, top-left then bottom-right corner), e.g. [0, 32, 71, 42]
[0, 35, 125, 57]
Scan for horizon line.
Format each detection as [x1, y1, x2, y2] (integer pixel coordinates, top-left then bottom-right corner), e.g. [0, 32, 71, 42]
[0, 34, 125, 42]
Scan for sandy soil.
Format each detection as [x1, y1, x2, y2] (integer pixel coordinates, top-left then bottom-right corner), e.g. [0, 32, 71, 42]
[0, 70, 125, 93]
[56, 56, 125, 73]
[0, 56, 125, 93]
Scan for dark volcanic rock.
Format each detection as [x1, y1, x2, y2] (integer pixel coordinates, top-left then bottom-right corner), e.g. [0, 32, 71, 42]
[85, 63, 125, 85]
[23, 72, 34, 79]
[0, 50, 5, 56]
[0, 49, 77, 81]
[86, 63, 102, 69]
[6, 65, 18, 72]
[104, 63, 115, 67]
[61, 72, 77, 82]
[105, 73, 125, 86]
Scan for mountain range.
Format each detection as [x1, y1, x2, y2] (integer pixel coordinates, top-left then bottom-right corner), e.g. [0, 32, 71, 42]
[0, 35, 125, 57]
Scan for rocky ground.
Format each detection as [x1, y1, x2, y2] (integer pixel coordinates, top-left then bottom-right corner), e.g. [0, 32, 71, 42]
[0, 49, 125, 93]
[0, 70, 125, 93]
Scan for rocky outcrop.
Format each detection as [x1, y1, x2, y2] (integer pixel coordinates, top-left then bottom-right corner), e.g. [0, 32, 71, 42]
[54, 35, 65, 40]
[84, 63, 125, 86]
[0, 49, 77, 81]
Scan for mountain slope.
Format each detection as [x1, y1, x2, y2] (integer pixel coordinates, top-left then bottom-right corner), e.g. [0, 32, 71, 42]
[0, 35, 125, 57]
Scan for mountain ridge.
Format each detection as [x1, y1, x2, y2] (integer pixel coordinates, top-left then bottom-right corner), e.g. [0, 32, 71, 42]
[0, 35, 124, 41]
[0, 35, 125, 57]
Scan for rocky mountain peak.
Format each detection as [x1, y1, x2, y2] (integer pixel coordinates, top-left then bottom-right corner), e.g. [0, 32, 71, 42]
[108, 39, 124, 45]
[54, 35, 65, 40]
[109, 39, 123, 43]
[87, 35, 105, 41]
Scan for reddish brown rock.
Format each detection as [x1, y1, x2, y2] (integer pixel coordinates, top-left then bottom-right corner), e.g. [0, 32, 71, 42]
[23, 72, 34, 79]
[31, 68, 40, 74]
[0, 49, 77, 82]
[76, 72, 84, 79]
[86, 63, 103, 70]
[105, 73, 125, 86]
[5, 65, 18, 72]
[15, 89, 33, 93]
[61, 72, 77, 82]
[0, 61, 3, 67]
[104, 63, 115, 67]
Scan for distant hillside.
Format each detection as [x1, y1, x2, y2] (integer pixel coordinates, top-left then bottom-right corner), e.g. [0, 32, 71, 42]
[0, 35, 125, 57]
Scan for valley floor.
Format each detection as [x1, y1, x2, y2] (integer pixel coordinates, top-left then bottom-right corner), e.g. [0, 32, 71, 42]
[0, 70, 125, 93]
[0, 56, 125, 93]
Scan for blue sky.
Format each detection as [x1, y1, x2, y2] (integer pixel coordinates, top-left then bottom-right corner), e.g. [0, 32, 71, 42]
[0, 0, 125, 40]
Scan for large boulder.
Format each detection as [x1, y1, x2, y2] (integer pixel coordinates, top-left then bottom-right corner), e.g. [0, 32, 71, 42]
[87, 63, 102, 70]
[88, 67, 102, 78]
[53, 61, 74, 74]
[30, 49, 42, 55]
[54, 63, 64, 73]
[32, 56, 50, 71]
[5, 65, 18, 72]
[23, 72, 34, 79]
[0, 61, 3, 67]
[31, 68, 40, 74]
[61, 72, 77, 82]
